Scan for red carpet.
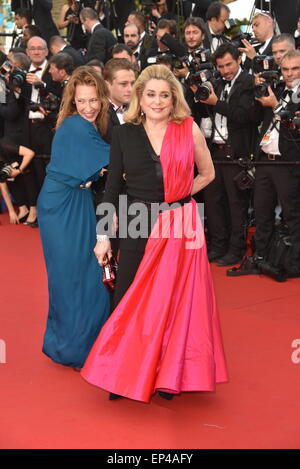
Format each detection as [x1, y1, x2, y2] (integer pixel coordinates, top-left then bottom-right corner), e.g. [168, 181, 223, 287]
[1, 211, 300, 449]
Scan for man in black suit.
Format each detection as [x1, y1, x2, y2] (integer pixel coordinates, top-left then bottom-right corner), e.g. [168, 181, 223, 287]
[183, 0, 214, 20]
[93, 58, 135, 248]
[240, 12, 275, 71]
[48, 53, 74, 98]
[80, 7, 117, 64]
[21, 35, 61, 225]
[11, 1, 58, 44]
[252, 50, 300, 275]
[196, 43, 260, 266]
[13, 8, 32, 48]
[103, 58, 135, 142]
[49, 36, 85, 69]
[202, 1, 230, 53]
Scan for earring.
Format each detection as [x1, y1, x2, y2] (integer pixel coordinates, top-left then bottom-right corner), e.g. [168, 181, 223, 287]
[140, 109, 145, 116]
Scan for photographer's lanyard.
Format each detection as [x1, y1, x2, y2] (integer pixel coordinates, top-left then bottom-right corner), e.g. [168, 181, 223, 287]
[213, 83, 231, 143]
[212, 69, 242, 144]
[261, 87, 297, 155]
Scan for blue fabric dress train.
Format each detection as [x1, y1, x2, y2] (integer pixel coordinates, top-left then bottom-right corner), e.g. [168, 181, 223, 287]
[37, 114, 110, 368]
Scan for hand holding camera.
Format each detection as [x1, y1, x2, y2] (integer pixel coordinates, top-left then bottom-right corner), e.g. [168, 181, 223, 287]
[239, 38, 257, 60]
[255, 85, 279, 108]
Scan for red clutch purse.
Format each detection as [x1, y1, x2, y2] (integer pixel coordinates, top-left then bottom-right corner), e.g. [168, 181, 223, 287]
[102, 255, 118, 290]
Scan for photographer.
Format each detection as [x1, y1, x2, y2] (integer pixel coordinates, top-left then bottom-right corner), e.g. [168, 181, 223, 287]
[252, 50, 300, 276]
[0, 52, 35, 223]
[203, 1, 230, 53]
[173, 17, 207, 81]
[21, 36, 61, 226]
[196, 43, 259, 266]
[0, 142, 35, 224]
[240, 12, 275, 71]
[145, 19, 178, 67]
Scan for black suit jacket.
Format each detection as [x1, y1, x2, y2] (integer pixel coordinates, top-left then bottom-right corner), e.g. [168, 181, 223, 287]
[22, 66, 61, 149]
[202, 24, 229, 52]
[255, 85, 300, 162]
[60, 45, 85, 69]
[182, 0, 214, 19]
[207, 70, 260, 158]
[105, 104, 121, 144]
[244, 36, 275, 72]
[31, 0, 59, 45]
[85, 24, 117, 64]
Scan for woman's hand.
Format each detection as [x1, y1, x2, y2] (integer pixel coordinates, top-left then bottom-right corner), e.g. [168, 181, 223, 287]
[9, 210, 19, 224]
[94, 240, 112, 266]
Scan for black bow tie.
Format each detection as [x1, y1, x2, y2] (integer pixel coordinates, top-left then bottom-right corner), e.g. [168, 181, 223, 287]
[30, 67, 42, 73]
[282, 89, 293, 100]
[223, 80, 231, 87]
[212, 34, 222, 40]
[116, 104, 128, 114]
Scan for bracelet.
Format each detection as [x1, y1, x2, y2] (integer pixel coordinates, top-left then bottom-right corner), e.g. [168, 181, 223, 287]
[97, 235, 109, 242]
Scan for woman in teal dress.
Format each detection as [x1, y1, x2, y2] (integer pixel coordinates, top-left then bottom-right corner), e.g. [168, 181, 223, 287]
[37, 66, 110, 369]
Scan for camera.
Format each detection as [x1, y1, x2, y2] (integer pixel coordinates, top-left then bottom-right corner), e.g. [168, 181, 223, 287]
[274, 106, 300, 132]
[231, 32, 254, 49]
[253, 55, 277, 74]
[29, 91, 61, 113]
[186, 62, 217, 101]
[253, 70, 280, 98]
[234, 158, 255, 190]
[0, 161, 19, 183]
[0, 60, 27, 90]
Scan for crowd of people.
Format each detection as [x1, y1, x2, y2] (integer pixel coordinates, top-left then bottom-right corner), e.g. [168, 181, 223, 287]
[0, 0, 300, 401]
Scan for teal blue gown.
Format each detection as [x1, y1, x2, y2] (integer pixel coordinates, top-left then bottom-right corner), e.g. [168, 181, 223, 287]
[37, 114, 110, 368]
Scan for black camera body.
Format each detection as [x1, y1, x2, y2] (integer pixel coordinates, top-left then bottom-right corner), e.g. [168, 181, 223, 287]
[29, 91, 61, 113]
[0, 60, 27, 90]
[253, 54, 277, 74]
[274, 105, 300, 132]
[186, 62, 217, 101]
[231, 32, 254, 49]
[0, 161, 19, 183]
[254, 70, 280, 98]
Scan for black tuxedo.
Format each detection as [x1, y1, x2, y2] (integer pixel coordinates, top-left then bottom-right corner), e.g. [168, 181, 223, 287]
[244, 36, 275, 72]
[60, 45, 85, 69]
[202, 24, 229, 52]
[93, 105, 121, 205]
[85, 23, 117, 64]
[21, 65, 61, 205]
[253, 85, 300, 263]
[30, 0, 59, 45]
[182, 1, 214, 19]
[202, 70, 260, 257]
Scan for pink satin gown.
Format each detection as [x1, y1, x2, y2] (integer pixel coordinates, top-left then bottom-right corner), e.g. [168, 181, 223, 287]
[81, 117, 228, 402]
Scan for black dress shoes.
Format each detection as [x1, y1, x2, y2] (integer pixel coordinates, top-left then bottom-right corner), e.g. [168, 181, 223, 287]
[158, 391, 174, 400]
[109, 392, 124, 400]
[207, 249, 226, 262]
[217, 252, 243, 267]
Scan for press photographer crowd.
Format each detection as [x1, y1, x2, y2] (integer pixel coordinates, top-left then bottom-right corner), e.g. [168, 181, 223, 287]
[1, 0, 300, 282]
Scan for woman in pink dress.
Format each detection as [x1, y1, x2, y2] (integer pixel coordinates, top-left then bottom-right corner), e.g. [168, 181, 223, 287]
[81, 64, 228, 402]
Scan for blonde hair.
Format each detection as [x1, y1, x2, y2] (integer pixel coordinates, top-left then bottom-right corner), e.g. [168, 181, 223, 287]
[56, 66, 110, 137]
[124, 64, 191, 125]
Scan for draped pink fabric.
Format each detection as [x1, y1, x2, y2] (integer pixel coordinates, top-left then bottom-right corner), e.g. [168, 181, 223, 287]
[81, 117, 228, 402]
